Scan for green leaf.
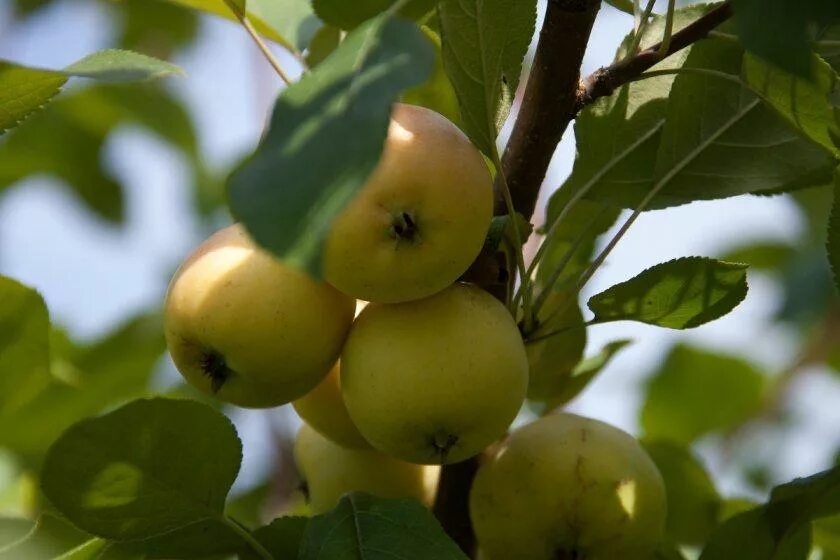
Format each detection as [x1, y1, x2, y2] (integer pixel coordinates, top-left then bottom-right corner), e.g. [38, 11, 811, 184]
[700, 507, 811, 560]
[588, 257, 749, 329]
[0, 62, 66, 134]
[117, 0, 200, 56]
[0, 517, 33, 549]
[304, 24, 341, 69]
[0, 515, 92, 560]
[827, 167, 840, 292]
[402, 26, 462, 129]
[525, 292, 587, 403]
[542, 339, 632, 409]
[241, 516, 308, 559]
[299, 493, 467, 560]
[641, 344, 765, 444]
[438, 0, 536, 156]
[720, 241, 795, 272]
[814, 514, 840, 555]
[642, 440, 721, 545]
[62, 49, 183, 82]
[744, 53, 839, 157]
[767, 466, 840, 530]
[0, 314, 165, 463]
[818, 24, 840, 72]
[0, 276, 52, 417]
[0, 49, 180, 136]
[106, 518, 243, 559]
[313, 0, 437, 29]
[228, 14, 434, 274]
[166, 0, 319, 51]
[40, 398, 241, 540]
[222, 0, 245, 18]
[732, 0, 840, 77]
[604, 0, 633, 15]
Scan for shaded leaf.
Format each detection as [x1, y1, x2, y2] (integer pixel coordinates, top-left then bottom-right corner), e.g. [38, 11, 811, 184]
[0, 276, 52, 417]
[313, 0, 437, 30]
[743, 53, 839, 157]
[700, 507, 811, 560]
[827, 167, 840, 292]
[732, 0, 840, 77]
[166, 0, 319, 51]
[543, 339, 632, 409]
[0, 314, 165, 464]
[439, 0, 536, 156]
[299, 493, 467, 559]
[41, 398, 241, 540]
[107, 518, 243, 559]
[228, 14, 433, 273]
[304, 24, 341, 69]
[588, 257, 749, 329]
[0, 515, 92, 560]
[403, 26, 462, 128]
[720, 241, 795, 272]
[241, 516, 308, 559]
[641, 344, 765, 444]
[643, 440, 721, 545]
[0, 517, 33, 549]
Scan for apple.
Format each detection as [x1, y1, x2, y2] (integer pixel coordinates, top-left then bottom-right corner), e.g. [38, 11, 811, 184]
[294, 423, 438, 514]
[164, 224, 355, 408]
[293, 362, 370, 449]
[323, 103, 493, 304]
[340, 283, 529, 464]
[470, 412, 667, 560]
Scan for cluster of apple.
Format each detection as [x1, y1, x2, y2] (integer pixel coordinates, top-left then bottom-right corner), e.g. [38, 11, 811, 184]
[164, 104, 666, 559]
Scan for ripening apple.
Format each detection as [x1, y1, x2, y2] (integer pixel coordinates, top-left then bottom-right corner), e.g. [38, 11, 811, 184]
[323, 103, 493, 304]
[294, 423, 438, 513]
[293, 363, 370, 449]
[164, 224, 355, 408]
[340, 283, 529, 464]
[470, 413, 667, 560]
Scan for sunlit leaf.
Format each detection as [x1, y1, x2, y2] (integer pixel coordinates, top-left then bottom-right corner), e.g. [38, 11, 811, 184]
[438, 0, 536, 156]
[0, 515, 93, 560]
[641, 344, 765, 444]
[744, 53, 839, 157]
[588, 257, 749, 329]
[299, 493, 467, 559]
[228, 13, 433, 274]
[41, 398, 241, 540]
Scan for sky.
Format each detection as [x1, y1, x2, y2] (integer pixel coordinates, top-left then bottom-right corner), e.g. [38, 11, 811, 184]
[0, 0, 838, 498]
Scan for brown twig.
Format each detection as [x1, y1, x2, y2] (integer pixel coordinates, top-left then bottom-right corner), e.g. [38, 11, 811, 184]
[499, 0, 602, 219]
[576, 1, 733, 112]
[432, 457, 482, 556]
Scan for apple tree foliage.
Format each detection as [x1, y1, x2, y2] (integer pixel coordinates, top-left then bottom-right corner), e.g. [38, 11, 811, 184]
[0, 0, 839, 558]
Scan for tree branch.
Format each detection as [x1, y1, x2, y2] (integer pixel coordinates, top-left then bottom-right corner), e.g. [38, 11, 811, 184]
[576, 1, 733, 112]
[432, 456, 482, 557]
[499, 0, 602, 219]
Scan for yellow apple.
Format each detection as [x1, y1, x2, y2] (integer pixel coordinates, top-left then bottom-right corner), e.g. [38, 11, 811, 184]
[470, 413, 667, 560]
[341, 283, 529, 464]
[292, 363, 370, 449]
[323, 103, 493, 303]
[294, 423, 438, 514]
[164, 224, 355, 408]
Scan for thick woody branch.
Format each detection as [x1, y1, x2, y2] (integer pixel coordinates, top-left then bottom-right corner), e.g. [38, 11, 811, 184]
[499, 0, 602, 219]
[576, 1, 733, 111]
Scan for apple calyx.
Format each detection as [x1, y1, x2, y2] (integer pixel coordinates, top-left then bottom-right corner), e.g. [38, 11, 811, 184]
[390, 211, 419, 243]
[198, 350, 232, 393]
[431, 431, 459, 461]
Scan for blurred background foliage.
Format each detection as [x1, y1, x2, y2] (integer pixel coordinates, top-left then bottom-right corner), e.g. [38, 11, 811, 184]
[0, 0, 839, 557]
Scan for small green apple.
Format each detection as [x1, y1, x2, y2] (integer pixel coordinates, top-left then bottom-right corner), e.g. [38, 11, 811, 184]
[323, 103, 493, 304]
[293, 362, 370, 449]
[164, 224, 355, 408]
[294, 423, 438, 514]
[470, 413, 667, 560]
[341, 283, 529, 464]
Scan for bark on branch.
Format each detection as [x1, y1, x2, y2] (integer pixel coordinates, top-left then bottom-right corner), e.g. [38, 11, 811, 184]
[499, 0, 602, 219]
[576, 1, 733, 112]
